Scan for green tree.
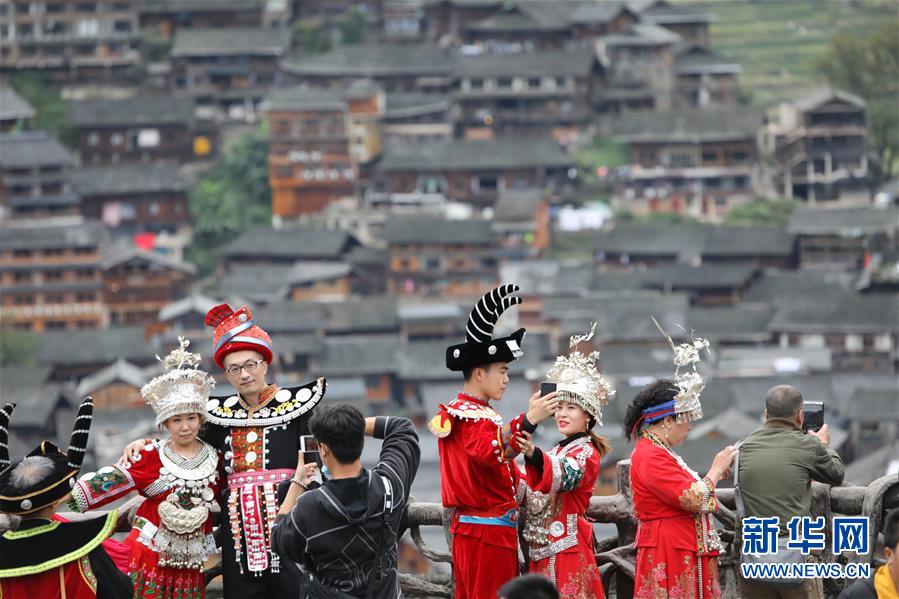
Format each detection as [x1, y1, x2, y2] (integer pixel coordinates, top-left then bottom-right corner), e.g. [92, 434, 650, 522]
[816, 22, 899, 186]
[0, 327, 38, 367]
[10, 73, 72, 143]
[297, 19, 332, 54]
[187, 130, 271, 275]
[724, 198, 797, 226]
[335, 7, 367, 45]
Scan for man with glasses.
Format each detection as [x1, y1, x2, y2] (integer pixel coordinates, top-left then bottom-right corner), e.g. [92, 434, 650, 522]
[122, 303, 326, 598]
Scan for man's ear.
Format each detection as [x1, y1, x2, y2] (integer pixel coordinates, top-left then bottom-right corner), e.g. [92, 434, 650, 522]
[796, 409, 804, 426]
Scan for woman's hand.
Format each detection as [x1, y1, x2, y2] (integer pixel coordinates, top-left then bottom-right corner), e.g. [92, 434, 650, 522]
[119, 439, 148, 464]
[516, 431, 536, 459]
[707, 445, 737, 483]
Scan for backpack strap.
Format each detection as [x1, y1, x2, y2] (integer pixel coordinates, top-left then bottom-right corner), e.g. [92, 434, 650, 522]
[733, 439, 746, 519]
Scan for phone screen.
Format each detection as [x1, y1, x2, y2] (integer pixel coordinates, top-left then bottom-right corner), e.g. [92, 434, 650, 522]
[802, 402, 825, 432]
[300, 435, 319, 454]
[540, 382, 557, 397]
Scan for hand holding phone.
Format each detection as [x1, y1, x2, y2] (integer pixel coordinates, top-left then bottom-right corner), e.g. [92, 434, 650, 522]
[540, 382, 557, 397]
[801, 402, 824, 433]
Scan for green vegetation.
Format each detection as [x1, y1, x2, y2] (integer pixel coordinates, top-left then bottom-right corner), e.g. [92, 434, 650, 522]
[697, 0, 896, 108]
[0, 327, 37, 367]
[614, 210, 700, 225]
[10, 72, 71, 143]
[724, 198, 797, 227]
[336, 7, 368, 45]
[816, 21, 899, 186]
[296, 7, 367, 55]
[187, 130, 272, 276]
[297, 19, 333, 55]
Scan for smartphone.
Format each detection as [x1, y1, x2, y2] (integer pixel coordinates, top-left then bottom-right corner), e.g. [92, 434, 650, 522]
[802, 402, 825, 433]
[540, 382, 557, 397]
[300, 435, 319, 453]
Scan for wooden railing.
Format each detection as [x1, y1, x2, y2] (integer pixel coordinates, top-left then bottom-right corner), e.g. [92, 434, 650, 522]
[36, 461, 898, 599]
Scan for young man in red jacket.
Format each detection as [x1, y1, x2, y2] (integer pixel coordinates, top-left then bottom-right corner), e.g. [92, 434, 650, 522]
[429, 284, 558, 599]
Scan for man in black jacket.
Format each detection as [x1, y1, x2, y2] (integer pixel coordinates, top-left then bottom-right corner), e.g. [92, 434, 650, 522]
[271, 404, 421, 598]
[838, 508, 899, 598]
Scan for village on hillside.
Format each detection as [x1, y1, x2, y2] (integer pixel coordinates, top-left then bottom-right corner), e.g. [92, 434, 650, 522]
[0, 0, 897, 592]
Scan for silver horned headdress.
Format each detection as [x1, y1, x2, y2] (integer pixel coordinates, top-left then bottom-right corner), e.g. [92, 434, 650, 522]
[652, 317, 709, 423]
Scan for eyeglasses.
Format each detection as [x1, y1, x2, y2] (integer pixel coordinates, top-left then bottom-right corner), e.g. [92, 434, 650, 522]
[226, 359, 265, 377]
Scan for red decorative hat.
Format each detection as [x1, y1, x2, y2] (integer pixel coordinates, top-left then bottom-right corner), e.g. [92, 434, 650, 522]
[205, 304, 274, 369]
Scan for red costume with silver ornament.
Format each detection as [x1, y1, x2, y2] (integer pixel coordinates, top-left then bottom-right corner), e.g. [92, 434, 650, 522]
[70, 337, 221, 599]
[70, 440, 221, 599]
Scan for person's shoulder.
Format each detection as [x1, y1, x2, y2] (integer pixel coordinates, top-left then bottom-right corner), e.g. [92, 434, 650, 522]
[836, 574, 875, 599]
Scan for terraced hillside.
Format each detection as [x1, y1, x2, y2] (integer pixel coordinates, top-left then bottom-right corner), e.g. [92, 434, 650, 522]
[690, 0, 896, 107]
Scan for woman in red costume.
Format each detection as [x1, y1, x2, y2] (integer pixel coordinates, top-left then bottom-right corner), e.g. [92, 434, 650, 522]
[623, 332, 737, 599]
[516, 324, 612, 599]
[68, 338, 221, 599]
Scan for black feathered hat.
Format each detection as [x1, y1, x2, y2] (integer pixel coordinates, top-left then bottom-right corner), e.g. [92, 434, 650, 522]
[0, 397, 94, 515]
[446, 284, 526, 371]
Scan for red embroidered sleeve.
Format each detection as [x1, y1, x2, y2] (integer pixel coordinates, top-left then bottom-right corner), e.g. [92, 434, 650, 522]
[643, 447, 716, 514]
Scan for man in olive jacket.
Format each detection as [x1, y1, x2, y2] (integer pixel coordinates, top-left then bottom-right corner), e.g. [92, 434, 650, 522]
[738, 385, 846, 599]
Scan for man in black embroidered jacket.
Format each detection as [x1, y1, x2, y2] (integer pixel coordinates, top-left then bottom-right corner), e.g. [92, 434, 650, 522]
[271, 404, 420, 599]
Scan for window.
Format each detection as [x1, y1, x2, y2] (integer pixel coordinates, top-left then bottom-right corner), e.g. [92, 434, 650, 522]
[45, 294, 66, 304]
[76, 3, 97, 12]
[14, 295, 35, 305]
[148, 201, 160, 216]
[110, 133, 123, 146]
[528, 77, 541, 88]
[46, 321, 67, 330]
[120, 202, 137, 220]
[137, 129, 160, 147]
[423, 257, 441, 270]
[12, 249, 32, 258]
[44, 270, 64, 281]
[13, 272, 31, 282]
[799, 334, 825, 349]
[13, 322, 33, 330]
[76, 270, 95, 279]
[113, 20, 131, 33]
[874, 334, 893, 352]
[75, 19, 100, 37]
[845, 334, 863, 352]
[43, 248, 64, 257]
[87, 132, 100, 146]
[76, 292, 95, 302]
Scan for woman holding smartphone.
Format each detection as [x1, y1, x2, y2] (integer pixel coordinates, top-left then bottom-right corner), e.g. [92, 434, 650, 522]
[516, 325, 613, 599]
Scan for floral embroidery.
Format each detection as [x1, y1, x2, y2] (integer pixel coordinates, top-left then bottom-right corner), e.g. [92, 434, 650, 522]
[678, 480, 709, 512]
[78, 554, 97, 591]
[556, 552, 603, 599]
[635, 553, 721, 599]
[84, 466, 132, 496]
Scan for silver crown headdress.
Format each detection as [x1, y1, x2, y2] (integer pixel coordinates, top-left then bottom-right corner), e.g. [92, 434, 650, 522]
[545, 323, 615, 425]
[142, 337, 215, 426]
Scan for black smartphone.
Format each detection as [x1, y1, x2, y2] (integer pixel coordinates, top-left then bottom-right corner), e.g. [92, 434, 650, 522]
[802, 402, 824, 433]
[540, 382, 557, 397]
[300, 435, 319, 453]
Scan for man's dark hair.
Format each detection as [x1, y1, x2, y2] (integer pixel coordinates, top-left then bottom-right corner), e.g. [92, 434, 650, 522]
[885, 508, 899, 550]
[309, 404, 365, 464]
[498, 574, 558, 599]
[765, 385, 804, 419]
[462, 366, 476, 381]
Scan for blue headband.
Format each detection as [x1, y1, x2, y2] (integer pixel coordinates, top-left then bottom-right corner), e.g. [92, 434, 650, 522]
[642, 400, 676, 424]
